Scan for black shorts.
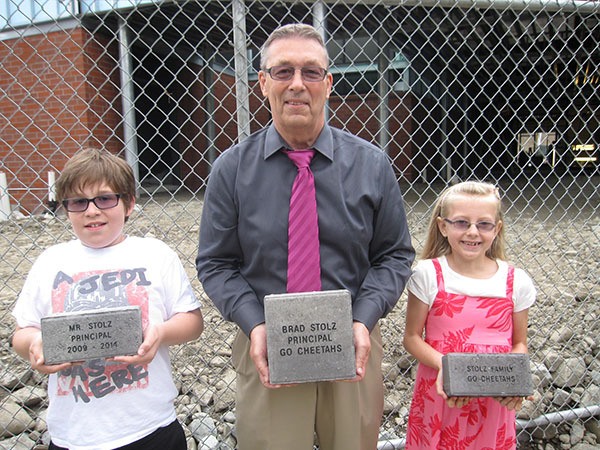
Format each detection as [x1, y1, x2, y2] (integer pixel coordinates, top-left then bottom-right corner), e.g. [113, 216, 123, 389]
[49, 419, 187, 450]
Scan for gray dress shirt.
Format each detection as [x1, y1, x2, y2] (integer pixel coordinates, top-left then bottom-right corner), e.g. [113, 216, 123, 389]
[197, 124, 415, 336]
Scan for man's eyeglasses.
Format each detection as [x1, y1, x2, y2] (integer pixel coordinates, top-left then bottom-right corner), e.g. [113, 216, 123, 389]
[442, 218, 497, 232]
[264, 66, 328, 82]
[62, 194, 121, 212]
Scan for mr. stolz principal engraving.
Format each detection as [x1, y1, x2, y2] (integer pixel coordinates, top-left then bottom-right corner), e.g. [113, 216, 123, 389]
[41, 306, 143, 364]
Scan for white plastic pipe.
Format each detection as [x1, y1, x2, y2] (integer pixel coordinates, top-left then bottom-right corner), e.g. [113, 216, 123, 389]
[378, 438, 406, 450]
[516, 404, 600, 430]
[48, 170, 56, 202]
[0, 172, 10, 221]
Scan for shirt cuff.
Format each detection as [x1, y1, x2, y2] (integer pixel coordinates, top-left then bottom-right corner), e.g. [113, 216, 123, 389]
[232, 303, 266, 337]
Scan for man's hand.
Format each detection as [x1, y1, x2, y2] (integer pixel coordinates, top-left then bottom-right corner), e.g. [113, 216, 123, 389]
[351, 321, 371, 382]
[249, 324, 282, 389]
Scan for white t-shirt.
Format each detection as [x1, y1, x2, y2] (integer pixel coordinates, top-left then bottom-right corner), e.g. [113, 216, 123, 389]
[407, 256, 536, 312]
[13, 236, 201, 450]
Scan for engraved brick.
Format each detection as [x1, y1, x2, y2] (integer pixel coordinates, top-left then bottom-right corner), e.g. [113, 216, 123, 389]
[265, 289, 355, 384]
[41, 306, 143, 364]
[442, 353, 533, 397]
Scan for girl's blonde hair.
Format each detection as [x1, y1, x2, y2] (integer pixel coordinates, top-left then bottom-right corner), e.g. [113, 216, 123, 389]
[420, 181, 506, 260]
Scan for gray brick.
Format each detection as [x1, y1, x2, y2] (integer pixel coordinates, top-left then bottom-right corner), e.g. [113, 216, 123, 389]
[265, 289, 355, 384]
[442, 353, 533, 397]
[41, 306, 143, 364]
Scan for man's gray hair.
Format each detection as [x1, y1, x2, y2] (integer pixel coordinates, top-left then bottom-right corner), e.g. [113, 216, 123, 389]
[259, 23, 329, 69]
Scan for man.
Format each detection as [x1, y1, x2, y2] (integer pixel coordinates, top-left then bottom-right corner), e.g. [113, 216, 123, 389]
[197, 23, 414, 450]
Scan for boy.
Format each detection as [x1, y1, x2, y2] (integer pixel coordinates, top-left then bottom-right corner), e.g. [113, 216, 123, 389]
[12, 147, 203, 450]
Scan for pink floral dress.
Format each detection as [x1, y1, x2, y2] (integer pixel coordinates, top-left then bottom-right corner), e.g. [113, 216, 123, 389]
[406, 258, 517, 450]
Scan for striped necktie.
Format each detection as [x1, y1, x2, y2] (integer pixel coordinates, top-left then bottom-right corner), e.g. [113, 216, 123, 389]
[285, 149, 322, 293]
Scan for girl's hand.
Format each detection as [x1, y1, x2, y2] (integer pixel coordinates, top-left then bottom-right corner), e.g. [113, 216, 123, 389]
[435, 367, 447, 400]
[436, 368, 472, 408]
[494, 395, 534, 411]
[446, 396, 472, 408]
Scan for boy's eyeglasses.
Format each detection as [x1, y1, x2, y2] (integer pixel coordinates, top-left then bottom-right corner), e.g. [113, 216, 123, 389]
[443, 218, 497, 232]
[264, 66, 328, 82]
[62, 194, 121, 212]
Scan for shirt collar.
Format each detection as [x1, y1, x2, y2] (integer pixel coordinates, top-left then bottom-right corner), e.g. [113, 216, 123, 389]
[264, 124, 334, 162]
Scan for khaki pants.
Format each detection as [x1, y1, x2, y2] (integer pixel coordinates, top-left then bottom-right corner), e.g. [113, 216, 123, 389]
[232, 325, 384, 450]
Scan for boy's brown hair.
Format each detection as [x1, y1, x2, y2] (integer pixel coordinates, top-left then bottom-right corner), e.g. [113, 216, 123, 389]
[55, 148, 136, 213]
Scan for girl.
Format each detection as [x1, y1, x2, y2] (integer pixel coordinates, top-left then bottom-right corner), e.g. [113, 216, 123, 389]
[403, 181, 536, 449]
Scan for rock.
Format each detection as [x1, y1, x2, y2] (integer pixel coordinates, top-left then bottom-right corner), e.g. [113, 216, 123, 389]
[552, 357, 587, 388]
[585, 419, 600, 440]
[0, 367, 31, 392]
[0, 401, 36, 438]
[570, 420, 585, 445]
[0, 433, 37, 450]
[580, 385, 600, 406]
[197, 434, 219, 450]
[10, 386, 47, 407]
[189, 412, 218, 442]
[551, 388, 571, 407]
[571, 444, 600, 450]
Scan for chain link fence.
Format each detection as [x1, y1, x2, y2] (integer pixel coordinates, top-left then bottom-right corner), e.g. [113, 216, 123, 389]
[1, 0, 599, 449]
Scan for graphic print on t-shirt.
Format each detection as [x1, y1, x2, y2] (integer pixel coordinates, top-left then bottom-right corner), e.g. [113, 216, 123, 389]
[51, 268, 151, 402]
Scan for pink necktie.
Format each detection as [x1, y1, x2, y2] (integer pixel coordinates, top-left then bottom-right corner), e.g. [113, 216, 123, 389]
[285, 150, 322, 293]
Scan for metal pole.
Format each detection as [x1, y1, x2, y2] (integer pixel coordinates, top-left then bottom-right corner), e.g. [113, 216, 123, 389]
[312, 1, 329, 121]
[204, 67, 217, 164]
[312, 1, 326, 33]
[377, 30, 390, 154]
[273, 0, 599, 12]
[374, 0, 599, 13]
[441, 82, 451, 182]
[118, 17, 140, 193]
[232, 0, 251, 141]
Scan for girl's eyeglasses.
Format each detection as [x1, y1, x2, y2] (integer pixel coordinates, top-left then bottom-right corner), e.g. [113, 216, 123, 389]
[62, 194, 121, 212]
[442, 218, 496, 232]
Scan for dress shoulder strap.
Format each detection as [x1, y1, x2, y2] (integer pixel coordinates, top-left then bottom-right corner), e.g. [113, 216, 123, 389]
[506, 264, 515, 300]
[431, 258, 446, 292]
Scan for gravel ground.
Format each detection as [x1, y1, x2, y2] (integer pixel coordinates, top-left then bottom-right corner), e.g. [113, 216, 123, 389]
[0, 173, 598, 449]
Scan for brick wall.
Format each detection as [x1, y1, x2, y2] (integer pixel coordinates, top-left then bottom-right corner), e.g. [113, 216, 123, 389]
[1, 28, 423, 215]
[0, 27, 122, 215]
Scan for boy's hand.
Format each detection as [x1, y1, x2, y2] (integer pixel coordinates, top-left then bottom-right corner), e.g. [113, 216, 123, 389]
[110, 310, 202, 366]
[112, 323, 161, 365]
[27, 332, 72, 374]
